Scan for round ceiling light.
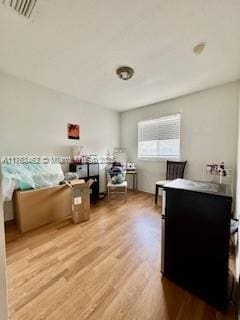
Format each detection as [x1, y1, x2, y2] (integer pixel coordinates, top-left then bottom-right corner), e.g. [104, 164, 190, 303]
[116, 66, 134, 80]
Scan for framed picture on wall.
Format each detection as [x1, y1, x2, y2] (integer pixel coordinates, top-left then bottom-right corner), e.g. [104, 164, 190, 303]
[68, 123, 80, 140]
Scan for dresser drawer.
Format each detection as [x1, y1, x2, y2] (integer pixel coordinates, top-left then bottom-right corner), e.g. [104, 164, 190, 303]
[89, 163, 99, 176]
[76, 164, 88, 178]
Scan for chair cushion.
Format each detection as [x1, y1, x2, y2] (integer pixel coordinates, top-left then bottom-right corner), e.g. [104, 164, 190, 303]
[107, 181, 128, 188]
[156, 180, 169, 187]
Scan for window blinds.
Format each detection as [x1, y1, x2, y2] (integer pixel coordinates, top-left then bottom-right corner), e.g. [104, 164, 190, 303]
[138, 114, 181, 159]
[138, 114, 180, 141]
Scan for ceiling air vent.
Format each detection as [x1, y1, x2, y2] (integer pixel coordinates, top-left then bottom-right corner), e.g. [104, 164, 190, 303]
[2, 0, 38, 18]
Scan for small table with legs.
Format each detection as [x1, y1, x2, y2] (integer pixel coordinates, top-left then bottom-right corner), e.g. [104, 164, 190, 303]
[126, 170, 138, 191]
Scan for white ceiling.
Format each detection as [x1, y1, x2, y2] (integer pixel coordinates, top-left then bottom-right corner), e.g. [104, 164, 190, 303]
[0, 0, 240, 111]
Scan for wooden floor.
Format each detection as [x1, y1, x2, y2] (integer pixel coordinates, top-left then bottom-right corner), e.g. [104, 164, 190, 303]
[5, 191, 236, 320]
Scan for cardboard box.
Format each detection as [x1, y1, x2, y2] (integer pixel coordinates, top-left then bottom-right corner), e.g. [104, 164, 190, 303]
[13, 179, 93, 233]
[69, 179, 92, 224]
[13, 185, 72, 233]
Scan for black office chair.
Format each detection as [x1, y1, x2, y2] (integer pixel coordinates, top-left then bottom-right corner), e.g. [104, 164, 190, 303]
[155, 160, 187, 204]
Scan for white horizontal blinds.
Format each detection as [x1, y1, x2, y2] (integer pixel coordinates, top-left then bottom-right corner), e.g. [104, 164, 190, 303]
[138, 114, 181, 159]
[138, 114, 180, 141]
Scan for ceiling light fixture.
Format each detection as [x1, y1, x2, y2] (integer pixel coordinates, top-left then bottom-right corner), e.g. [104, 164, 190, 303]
[116, 66, 134, 80]
[193, 42, 206, 55]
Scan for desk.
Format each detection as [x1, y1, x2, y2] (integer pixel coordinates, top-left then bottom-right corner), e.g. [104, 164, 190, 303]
[126, 170, 138, 191]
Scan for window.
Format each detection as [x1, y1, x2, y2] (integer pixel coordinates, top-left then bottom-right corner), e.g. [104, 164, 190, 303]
[138, 114, 181, 160]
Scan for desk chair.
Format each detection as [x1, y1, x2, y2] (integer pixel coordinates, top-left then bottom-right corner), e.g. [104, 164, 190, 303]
[155, 160, 187, 204]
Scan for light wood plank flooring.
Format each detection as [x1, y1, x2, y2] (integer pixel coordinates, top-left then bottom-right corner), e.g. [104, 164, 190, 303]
[5, 191, 236, 320]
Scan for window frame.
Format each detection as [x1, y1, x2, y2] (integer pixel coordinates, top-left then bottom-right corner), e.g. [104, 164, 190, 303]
[137, 114, 181, 161]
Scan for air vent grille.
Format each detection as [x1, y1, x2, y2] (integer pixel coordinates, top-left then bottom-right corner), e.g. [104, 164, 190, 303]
[2, 0, 37, 18]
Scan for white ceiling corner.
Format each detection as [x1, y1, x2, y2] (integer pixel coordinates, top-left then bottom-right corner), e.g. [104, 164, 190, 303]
[0, 0, 240, 111]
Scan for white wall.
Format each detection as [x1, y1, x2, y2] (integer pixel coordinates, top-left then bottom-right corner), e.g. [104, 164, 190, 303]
[0, 71, 120, 220]
[121, 82, 239, 194]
